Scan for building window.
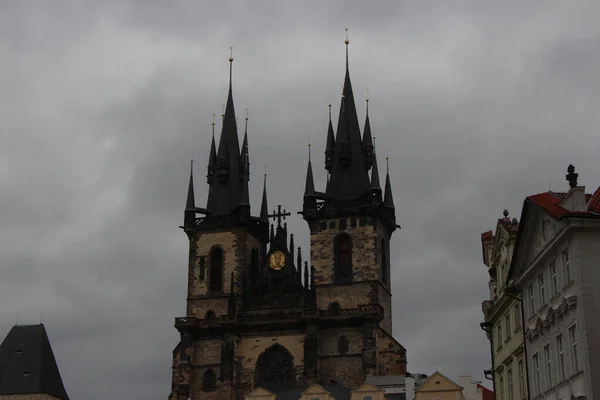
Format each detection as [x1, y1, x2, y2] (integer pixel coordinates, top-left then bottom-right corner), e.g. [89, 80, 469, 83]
[499, 375, 504, 400]
[563, 248, 571, 284]
[550, 260, 558, 296]
[496, 324, 503, 349]
[527, 284, 535, 316]
[569, 324, 579, 373]
[538, 274, 545, 308]
[505, 315, 512, 339]
[334, 233, 353, 281]
[533, 353, 540, 395]
[514, 304, 522, 331]
[381, 238, 388, 286]
[557, 334, 565, 382]
[508, 368, 514, 400]
[203, 368, 217, 392]
[364, 396, 373, 400]
[518, 359, 526, 400]
[209, 247, 224, 293]
[544, 344, 553, 389]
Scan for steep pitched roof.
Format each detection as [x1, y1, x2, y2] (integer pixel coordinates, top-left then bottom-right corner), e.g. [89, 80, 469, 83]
[0, 324, 69, 400]
[416, 371, 463, 392]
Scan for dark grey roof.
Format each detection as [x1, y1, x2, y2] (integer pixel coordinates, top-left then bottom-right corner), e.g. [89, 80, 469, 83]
[277, 383, 351, 400]
[0, 324, 69, 400]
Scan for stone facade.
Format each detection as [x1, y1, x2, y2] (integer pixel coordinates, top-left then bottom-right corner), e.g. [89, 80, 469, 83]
[507, 178, 600, 400]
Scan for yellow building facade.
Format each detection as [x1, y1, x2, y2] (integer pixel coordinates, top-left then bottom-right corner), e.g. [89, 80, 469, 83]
[414, 371, 464, 400]
[481, 212, 527, 400]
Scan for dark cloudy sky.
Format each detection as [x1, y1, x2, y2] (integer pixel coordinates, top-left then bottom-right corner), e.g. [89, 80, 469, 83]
[2, 1, 600, 399]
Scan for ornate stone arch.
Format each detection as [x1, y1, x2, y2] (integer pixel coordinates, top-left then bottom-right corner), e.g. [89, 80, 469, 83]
[254, 344, 296, 392]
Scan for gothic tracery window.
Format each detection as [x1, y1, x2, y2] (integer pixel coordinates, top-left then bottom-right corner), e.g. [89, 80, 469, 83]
[254, 344, 295, 392]
[209, 247, 224, 293]
[203, 368, 216, 392]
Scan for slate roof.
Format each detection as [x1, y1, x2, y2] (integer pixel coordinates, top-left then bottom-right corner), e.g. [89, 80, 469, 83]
[0, 324, 69, 400]
[276, 383, 351, 400]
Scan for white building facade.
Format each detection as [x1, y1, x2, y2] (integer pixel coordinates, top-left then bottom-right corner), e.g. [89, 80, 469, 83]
[507, 167, 600, 400]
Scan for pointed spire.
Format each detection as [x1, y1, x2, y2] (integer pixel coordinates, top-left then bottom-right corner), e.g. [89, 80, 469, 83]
[370, 137, 381, 192]
[290, 234, 295, 263]
[297, 246, 302, 273]
[240, 109, 249, 159]
[207, 48, 243, 216]
[207, 114, 217, 184]
[260, 168, 269, 221]
[304, 261, 309, 288]
[325, 102, 335, 171]
[186, 160, 195, 210]
[304, 142, 316, 196]
[384, 155, 395, 209]
[362, 92, 374, 170]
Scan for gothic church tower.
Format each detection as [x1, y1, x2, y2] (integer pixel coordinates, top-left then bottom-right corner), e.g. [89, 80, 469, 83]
[169, 37, 406, 400]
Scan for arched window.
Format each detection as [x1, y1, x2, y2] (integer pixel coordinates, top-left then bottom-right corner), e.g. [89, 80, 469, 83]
[328, 301, 341, 314]
[205, 310, 216, 320]
[338, 335, 349, 355]
[254, 344, 295, 392]
[381, 238, 388, 286]
[203, 368, 216, 392]
[209, 247, 224, 293]
[334, 233, 353, 281]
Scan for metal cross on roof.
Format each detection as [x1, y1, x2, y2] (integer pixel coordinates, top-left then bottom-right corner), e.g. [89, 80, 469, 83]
[269, 205, 291, 227]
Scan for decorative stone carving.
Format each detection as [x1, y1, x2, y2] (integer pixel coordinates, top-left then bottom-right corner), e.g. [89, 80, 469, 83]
[255, 344, 296, 392]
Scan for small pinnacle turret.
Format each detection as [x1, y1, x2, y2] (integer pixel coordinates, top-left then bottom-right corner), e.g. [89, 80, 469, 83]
[207, 115, 217, 185]
[384, 156, 395, 210]
[325, 104, 335, 172]
[186, 160, 195, 211]
[369, 138, 381, 193]
[362, 96, 374, 170]
[260, 170, 268, 222]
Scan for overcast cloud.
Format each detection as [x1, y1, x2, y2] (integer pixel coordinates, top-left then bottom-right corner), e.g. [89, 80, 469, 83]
[2, 1, 600, 399]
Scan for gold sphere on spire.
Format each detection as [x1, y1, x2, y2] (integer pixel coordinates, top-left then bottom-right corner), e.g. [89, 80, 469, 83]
[345, 28, 349, 45]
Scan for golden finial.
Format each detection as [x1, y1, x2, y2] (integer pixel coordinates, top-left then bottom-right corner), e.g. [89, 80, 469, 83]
[264, 165, 267, 177]
[229, 46, 233, 62]
[328, 93, 332, 108]
[308, 139, 311, 147]
[386, 149, 389, 160]
[212, 113, 215, 126]
[245, 108, 249, 121]
[345, 28, 349, 45]
[366, 88, 370, 103]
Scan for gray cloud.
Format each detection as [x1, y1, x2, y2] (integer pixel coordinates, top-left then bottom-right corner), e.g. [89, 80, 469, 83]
[2, 1, 600, 398]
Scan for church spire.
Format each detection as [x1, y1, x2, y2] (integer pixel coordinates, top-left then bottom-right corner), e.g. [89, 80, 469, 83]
[186, 160, 195, 210]
[304, 142, 316, 197]
[384, 155, 395, 209]
[260, 168, 268, 222]
[240, 153, 250, 208]
[325, 102, 335, 172]
[207, 114, 217, 185]
[362, 92, 374, 170]
[326, 29, 370, 201]
[207, 47, 243, 216]
[369, 137, 381, 192]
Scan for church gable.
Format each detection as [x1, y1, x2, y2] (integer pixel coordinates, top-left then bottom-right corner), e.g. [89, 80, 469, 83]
[416, 371, 463, 393]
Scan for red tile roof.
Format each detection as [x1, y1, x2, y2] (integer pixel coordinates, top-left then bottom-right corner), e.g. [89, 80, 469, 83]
[589, 187, 600, 213]
[478, 384, 494, 400]
[527, 189, 600, 218]
[481, 230, 493, 240]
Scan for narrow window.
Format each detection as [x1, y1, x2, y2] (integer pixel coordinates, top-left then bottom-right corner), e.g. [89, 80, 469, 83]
[203, 368, 217, 392]
[209, 247, 224, 293]
[544, 344, 552, 389]
[527, 284, 535, 316]
[533, 353, 540, 395]
[569, 324, 579, 373]
[538, 274, 545, 307]
[505, 314, 511, 339]
[514, 304, 522, 331]
[381, 238, 388, 286]
[338, 335, 349, 355]
[334, 233, 352, 281]
[557, 334, 565, 382]
[518, 359, 525, 400]
[199, 256, 206, 280]
[499, 375, 504, 400]
[507, 368, 514, 400]
[563, 248, 571, 284]
[496, 324, 503, 349]
[550, 261, 558, 296]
